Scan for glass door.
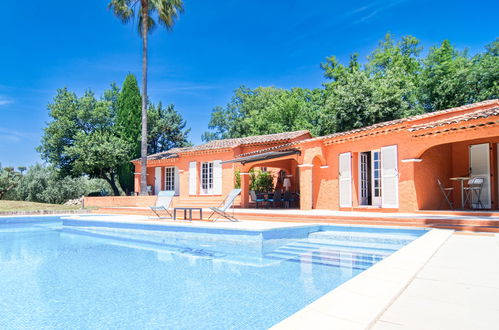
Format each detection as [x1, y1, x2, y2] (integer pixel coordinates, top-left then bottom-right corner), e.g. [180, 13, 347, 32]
[359, 152, 370, 205]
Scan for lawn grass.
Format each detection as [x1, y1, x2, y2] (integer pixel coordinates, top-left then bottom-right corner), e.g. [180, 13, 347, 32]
[0, 200, 83, 213]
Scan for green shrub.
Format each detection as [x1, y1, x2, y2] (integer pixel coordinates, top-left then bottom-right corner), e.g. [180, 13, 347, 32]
[250, 169, 274, 192]
[12, 164, 111, 204]
[234, 169, 241, 189]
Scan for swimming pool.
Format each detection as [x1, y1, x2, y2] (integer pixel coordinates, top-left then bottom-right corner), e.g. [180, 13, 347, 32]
[0, 216, 426, 329]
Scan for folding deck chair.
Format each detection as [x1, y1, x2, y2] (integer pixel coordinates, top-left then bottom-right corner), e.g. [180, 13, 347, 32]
[207, 189, 242, 222]
[437, 179, 454, 209]
[150, 190, 175, 218]
[463, 177, 485, 209]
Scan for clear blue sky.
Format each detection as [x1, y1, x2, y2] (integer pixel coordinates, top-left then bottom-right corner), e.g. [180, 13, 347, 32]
[0, 0, 497, 167]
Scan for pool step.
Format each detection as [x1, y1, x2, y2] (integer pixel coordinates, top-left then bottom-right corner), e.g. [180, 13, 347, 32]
[310, 230, 419, 242]
[276, 239, 395, 255]
[265, 239, 388, 269]
[287, 240, 398, 254]
[275, 246, 390, 260]
[265, 250, 383, 270]
[304, 238, 412, 251]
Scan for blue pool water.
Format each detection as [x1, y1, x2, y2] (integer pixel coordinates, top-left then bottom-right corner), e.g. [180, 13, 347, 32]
[0, 216, 426, 329]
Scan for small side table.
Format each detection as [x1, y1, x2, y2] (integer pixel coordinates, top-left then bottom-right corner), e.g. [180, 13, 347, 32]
[173, 207, 203, 221]
[450, 177, 471, 209]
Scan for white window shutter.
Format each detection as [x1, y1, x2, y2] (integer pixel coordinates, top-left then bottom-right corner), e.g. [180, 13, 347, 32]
[339, 152, 352, 207]
[213, 160, 223, 195]
[154, 167, 162, 195]
[174, 167, 180, 196]
[381, 145, 399, 208]
[189, 162, 197, 195]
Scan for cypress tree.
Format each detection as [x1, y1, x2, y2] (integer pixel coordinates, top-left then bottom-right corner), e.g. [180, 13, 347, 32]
[116, 74, 142, 195]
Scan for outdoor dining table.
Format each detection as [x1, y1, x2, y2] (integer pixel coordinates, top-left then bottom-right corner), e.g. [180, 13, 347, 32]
[450, 176, 471, 209]
[256, 192, 299, 208]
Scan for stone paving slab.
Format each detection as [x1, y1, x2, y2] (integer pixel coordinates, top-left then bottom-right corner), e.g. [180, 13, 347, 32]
[65, 214, 314, 230]
[231, 209, 499, 221]
[373, 233, 499, 330]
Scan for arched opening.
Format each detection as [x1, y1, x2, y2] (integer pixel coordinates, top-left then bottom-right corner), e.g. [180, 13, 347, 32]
[414, 143, 454, 210]
[414, 137, 499, 210]
[236, 157, 301, 208]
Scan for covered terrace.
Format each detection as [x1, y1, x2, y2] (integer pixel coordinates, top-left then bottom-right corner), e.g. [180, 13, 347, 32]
[409, 104, 499, 211]
[224, 146, 308, 209]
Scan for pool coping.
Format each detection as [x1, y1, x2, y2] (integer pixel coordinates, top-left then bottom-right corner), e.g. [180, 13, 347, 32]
[61, 215, 427, 239]
[270, 228, 454, 330]
[63, 214, 429, 231]
[0, 213, 88, 218]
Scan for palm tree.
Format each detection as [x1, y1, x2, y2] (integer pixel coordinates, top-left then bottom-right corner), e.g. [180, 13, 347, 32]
[108, 0, 184, 195]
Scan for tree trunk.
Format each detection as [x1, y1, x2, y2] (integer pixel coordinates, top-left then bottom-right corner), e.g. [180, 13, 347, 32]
[0, 183, 18, 200]
[102, 173, 121, 196]
[139, 0, 149, 196]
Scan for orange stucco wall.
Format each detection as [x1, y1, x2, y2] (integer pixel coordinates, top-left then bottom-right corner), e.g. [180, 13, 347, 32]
[85, 196, 157, 207]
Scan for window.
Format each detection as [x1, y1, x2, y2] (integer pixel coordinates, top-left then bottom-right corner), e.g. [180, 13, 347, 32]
[164, 167, 175, 191]
[201, 162, 214, 191]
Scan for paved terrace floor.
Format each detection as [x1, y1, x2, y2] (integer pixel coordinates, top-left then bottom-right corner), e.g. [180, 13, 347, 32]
[94, 207, 499, 232]
[229, 208, 499, 221]
[373, 232, 499, 330]
[95, 207, 499, 222]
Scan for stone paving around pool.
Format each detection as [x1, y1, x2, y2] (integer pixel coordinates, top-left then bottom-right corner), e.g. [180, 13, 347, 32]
[372, 232, 499, 330]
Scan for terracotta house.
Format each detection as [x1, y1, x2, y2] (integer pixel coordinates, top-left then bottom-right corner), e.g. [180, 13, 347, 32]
[132, 130, 311, 202]
[133, 99, 499, 212]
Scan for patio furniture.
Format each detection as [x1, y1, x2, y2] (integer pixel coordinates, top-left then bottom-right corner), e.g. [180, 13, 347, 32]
[207, 188, 242, 222]
[449, 177, 471, 209]
[437, 179, 454, 209]
[267, 190, 283, 208]
[283, 190, 297, 208]
[250, 190, 266, 208]
[173, 207, 202, 221]
[283, 177, 292, 191]
[150, 190, 175, 218]
[463, 177, 485, 209]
